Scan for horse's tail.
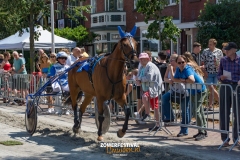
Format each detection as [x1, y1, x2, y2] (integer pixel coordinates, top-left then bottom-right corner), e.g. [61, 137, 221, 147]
[64, 91, 83, 106]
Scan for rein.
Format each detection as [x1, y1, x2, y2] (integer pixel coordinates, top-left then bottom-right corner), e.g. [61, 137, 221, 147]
[99, 37, 136, 99]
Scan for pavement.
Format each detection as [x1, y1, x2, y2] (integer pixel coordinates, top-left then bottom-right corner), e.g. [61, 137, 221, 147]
[0, 101, 239, 160]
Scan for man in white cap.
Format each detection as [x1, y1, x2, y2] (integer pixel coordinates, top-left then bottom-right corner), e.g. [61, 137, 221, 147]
[19, 53, 26, 63]
[136, 52, 164, 131]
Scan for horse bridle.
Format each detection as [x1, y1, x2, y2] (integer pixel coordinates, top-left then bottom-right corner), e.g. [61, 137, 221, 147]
[121, 36, 137, 61]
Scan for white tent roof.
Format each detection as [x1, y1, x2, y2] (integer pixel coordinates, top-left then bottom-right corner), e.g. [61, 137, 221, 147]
[0, 26, 76, 49]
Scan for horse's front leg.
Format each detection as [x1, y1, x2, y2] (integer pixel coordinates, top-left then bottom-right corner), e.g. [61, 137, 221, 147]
[96, 98, 106, 141]
[73, 104, 80, 133]
[117, 103, 131, 138]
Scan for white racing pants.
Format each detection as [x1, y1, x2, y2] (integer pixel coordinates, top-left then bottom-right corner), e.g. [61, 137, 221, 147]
[52, 82, 69, 92]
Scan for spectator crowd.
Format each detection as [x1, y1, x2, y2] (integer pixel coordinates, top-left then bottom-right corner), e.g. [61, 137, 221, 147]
[0, 39, 239, 146]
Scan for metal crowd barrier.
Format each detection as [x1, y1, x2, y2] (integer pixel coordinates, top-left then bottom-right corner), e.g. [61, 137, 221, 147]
[0, 73, 239, 151]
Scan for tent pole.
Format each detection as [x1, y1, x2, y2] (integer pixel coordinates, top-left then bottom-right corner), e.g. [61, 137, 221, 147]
[51, 0, 55, 53]
[22, 47, 24, 56]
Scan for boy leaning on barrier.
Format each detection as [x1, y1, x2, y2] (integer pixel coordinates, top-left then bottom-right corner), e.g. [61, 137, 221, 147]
[136, 52, 164, 131]
[218, 42, 240, 147]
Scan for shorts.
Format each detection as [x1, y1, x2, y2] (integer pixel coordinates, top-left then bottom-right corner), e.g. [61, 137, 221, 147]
[206, 73, 218, 84]
[136, 86, 141, 99]
[11, 77, 29, 90]
[142, 91, 159, 110]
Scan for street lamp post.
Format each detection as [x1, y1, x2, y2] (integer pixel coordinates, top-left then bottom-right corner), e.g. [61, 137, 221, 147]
[51, 0, 55, 53]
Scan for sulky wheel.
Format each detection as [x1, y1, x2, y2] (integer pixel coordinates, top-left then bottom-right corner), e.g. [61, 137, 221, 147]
[94, 98, 111, 134]
[25, 99, 38, 135]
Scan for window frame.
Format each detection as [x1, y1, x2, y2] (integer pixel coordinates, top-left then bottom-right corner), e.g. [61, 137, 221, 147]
[134, 0, 138, 9]
[57, 1, 63, 19]
[117, 0, 123, 11]
[91, 0, 97, 13]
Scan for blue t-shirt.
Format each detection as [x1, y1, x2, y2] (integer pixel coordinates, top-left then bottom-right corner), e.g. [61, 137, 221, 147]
[139, 67, 148, 91]
[174, 65, 206, 95]
[13, 58, 27, 74]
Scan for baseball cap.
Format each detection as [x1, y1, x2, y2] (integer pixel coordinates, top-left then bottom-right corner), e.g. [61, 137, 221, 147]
[224, 42, 238, 50]
[139, 53, 149, 59]
[19, 53, 23, 56]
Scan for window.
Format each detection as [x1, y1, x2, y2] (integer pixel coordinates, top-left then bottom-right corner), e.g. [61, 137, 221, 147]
[57, 1, 63, 19]
[68, 0, 80, 16]
[91, 0, 97, 13]
[111, 34, 121, 40]
[187, 35, 192, 52]
[117, 0, 123, 10]
[142, 39, 158, 56]
[96, 43, 108, 54]
[105, 0, 123, 11]
[169, 0, 176, 5]
[102, 34, 107, 40]
[134, 0, 138, 9]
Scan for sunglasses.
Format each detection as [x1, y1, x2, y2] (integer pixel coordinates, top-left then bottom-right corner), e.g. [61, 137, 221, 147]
[177, 61, 185, 65]
[170, 59, 176, 62]
[58, 57, 67, 60]
[50, 56, 56, 58]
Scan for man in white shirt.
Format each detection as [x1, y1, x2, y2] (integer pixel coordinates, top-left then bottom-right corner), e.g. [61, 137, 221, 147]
[66, 47, 81, 66]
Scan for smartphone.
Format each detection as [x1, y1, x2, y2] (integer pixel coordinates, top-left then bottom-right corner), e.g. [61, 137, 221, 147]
[0, 59, 3, 63]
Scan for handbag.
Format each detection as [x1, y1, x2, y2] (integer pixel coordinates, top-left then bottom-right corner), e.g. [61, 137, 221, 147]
[170, 91, 184, 104]
[170, 83, 186, 104]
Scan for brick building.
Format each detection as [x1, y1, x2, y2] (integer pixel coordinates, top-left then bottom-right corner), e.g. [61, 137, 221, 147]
[52, 0, 217, 56]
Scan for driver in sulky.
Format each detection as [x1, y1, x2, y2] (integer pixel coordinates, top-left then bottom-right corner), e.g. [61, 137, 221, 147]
[47, 51, 70, 97]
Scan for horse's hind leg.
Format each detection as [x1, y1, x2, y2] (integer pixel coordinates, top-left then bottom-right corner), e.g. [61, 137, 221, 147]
[78, 93, 93, 130]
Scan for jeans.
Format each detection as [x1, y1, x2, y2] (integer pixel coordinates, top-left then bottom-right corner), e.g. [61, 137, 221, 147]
[191, 91, 207, 133]
[180, 96, 190, 134]
[162, 91, 190, 134]
[161, 92, 175, 121]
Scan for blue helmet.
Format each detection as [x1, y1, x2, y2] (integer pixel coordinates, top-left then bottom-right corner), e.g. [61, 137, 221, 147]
[56, 51, 68, 59]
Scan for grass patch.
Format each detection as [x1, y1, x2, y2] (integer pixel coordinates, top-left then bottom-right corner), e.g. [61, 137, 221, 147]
[0, 140, 23, 146]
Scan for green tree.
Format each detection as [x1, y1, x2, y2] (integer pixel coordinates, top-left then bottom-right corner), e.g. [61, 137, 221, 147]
[196, 0, 240, 49]
[0, 0, 91, 72]
[136, 0, 181, 50]
[54, 25, 97, 46]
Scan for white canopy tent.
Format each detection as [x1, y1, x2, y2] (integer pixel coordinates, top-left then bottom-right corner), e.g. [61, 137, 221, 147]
[0, 26, 76, 50]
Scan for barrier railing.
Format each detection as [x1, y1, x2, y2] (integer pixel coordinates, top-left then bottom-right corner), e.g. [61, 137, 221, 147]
[0, 73, 239, 151]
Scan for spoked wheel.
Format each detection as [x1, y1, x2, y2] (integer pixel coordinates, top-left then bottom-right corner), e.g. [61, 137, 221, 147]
[25, 99, 38, 135]
[94, 98, 111, 134]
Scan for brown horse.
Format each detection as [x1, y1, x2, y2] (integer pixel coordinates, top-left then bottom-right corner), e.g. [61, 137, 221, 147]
[65, 26, 138, 141]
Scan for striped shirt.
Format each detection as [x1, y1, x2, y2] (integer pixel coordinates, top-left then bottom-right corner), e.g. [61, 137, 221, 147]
[217, 54, 240, 83]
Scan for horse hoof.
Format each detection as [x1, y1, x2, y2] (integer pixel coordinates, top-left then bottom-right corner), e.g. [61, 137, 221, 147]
[97, 136, 104, 141]
[72, 126, 80, 133]
[117, 129, 125, 138]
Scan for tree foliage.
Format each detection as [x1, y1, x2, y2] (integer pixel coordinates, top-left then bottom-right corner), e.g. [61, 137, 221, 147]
[136, 0, 181, 47]
[196, 0, 240, 49]
[54, 25, 97, 46]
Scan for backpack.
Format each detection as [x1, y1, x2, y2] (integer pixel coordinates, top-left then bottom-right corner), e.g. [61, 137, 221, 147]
[157, 63, 168, 80]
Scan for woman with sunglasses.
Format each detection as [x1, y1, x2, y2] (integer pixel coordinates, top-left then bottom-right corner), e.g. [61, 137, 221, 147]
[172, 55, 206, 139]
[47, 52, 70, 113]
[161, 54, 180, 123]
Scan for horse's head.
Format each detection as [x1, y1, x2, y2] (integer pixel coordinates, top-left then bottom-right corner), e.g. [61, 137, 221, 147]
[118, 26, 138, 62]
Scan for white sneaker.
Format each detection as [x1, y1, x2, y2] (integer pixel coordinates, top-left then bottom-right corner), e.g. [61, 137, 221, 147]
[134, 112, 140, 119]
[65, 110, 70, 115]
[47, 108, 54, 113]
